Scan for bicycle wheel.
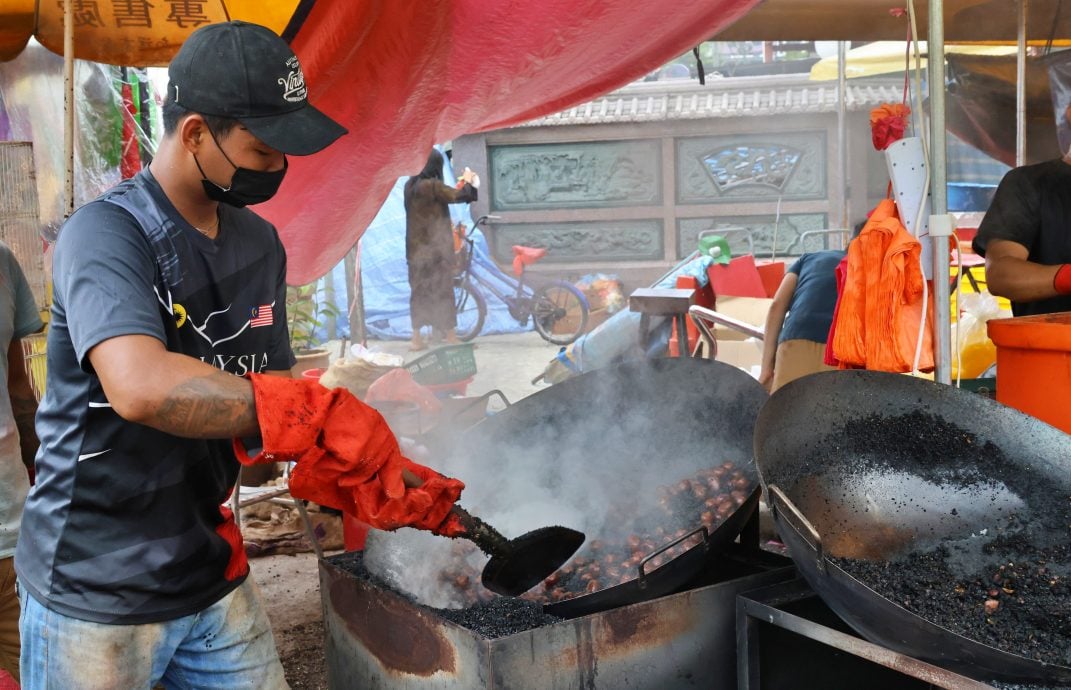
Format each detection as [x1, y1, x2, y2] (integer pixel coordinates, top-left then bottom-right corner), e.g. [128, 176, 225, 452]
[531, 281, 589, 345]
[453, 278, 486, 342]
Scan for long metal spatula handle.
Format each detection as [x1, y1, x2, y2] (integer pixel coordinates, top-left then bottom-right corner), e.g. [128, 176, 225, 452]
[451, 506, 509, 556]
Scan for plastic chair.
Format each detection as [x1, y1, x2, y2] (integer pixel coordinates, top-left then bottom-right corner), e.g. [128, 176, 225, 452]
[688, 304, 765, 360]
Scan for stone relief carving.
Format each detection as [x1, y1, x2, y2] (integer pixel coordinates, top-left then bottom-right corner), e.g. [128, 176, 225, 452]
[678, 214, 828, 259]
[490, 141, 661, 210]
[677, 132, 826, 203]
[703, 145, 803, 193]
[493, 221, 664, 263]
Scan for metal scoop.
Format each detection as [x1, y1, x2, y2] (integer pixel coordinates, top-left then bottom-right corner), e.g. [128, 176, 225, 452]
[452, 506, 585, 596]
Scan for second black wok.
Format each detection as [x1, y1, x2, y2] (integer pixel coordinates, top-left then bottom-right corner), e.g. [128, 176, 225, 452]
[755, 370, 1071, 685]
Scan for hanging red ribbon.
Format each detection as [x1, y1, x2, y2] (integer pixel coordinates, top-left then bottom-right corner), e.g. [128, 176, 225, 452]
[119, 79, 141, 180]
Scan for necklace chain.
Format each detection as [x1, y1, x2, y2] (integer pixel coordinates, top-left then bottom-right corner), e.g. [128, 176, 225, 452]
[195, 214, 220, 237]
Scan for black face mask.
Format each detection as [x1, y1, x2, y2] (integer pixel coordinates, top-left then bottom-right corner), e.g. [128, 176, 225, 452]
[195, 128, 287, 208]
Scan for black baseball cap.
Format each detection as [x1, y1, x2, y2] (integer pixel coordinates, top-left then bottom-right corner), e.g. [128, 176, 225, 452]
[167, 20, 347, 155]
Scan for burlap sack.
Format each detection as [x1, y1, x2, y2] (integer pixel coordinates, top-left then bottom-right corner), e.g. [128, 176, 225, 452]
[319, 358, 398, 398]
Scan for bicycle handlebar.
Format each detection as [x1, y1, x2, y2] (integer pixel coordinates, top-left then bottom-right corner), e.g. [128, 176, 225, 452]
[459, 215, 501, 241]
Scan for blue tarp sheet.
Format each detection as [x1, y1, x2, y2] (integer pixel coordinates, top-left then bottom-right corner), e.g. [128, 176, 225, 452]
[314, 151, 527, 341]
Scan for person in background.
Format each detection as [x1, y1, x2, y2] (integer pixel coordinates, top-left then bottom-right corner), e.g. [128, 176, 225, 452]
[14, 21, 348, 689]
[759, 249, 846, 392]
[404, 150, 478, 351]
[0, 243, 42, 684]
[972, 154, 1071, 317]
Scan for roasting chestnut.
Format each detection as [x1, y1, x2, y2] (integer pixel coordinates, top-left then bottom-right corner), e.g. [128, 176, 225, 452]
[432, 460, 754, 607]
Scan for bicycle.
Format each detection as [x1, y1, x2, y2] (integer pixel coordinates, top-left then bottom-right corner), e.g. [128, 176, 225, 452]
[452, 215, 590, 345]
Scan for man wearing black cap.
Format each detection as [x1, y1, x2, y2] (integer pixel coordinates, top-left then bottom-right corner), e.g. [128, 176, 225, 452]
[13, 21, 344, 689]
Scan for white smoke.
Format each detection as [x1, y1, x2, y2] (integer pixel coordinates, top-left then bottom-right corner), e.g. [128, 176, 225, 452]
[362, 359, 760, 608]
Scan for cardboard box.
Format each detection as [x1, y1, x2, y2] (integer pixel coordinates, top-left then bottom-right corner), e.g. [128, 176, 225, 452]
[551, 307, 611, 336]
[755, 261, 786, 298]
[711, 338, 764, 374]
[708, 296, 771, 342]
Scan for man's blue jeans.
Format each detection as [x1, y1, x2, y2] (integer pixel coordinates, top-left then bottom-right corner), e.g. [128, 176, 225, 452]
[18, 577, 288, 689]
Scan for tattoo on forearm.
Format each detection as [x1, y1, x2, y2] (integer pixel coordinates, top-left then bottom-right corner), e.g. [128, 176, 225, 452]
[156, 373, 258, 439]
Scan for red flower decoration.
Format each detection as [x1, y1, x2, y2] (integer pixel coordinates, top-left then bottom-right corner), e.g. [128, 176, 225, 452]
[870, 103, 912, 150]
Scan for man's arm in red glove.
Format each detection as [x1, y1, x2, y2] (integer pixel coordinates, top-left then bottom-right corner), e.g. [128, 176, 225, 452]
[235, 373, 466, 536]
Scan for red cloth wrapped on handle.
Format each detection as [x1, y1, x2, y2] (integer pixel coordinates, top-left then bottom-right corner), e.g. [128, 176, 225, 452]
[234, 374, 464, 535]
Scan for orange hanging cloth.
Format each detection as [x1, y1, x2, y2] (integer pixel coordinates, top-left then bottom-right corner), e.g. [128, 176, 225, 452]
[832, 199, 934, 372]
[823, 253, 851, 367]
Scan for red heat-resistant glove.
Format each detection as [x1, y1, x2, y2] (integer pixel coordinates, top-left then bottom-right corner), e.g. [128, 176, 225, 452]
[233, 374, 464, 534]
[401, 458, 466, 537]
[1055, 264, 1071, 295]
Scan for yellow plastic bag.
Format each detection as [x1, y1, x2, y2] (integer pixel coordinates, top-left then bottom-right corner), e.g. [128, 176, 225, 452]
[951, 291, 1007, 379]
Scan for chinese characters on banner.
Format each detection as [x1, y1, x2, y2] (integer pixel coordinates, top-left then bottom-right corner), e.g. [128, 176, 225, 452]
[36, 0, 233, 65]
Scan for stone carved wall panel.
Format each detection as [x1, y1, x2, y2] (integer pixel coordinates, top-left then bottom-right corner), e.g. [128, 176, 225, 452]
[489, 140, 662, 210]
[677, 132, 826, 204]
[493, 220, 664, 263]
[678, 214, 828, 260]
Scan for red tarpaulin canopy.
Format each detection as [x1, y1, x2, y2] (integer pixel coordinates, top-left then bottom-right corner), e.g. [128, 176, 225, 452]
[262, 0, 760, 283]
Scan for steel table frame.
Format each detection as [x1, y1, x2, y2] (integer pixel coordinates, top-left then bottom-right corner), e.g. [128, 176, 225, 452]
[737, 579, 997, 690]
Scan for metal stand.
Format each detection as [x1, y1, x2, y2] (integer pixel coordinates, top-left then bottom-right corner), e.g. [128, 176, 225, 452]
[688, 304, 765, 359]
[737, 579, 996, 689]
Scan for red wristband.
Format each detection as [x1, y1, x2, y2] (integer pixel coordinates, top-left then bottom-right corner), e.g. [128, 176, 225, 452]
[1055, 264, 1071, 295]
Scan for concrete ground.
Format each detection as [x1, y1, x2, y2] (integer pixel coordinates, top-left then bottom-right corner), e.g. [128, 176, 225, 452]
[339, 330, 568, 406]
[250, 330, 566, 689]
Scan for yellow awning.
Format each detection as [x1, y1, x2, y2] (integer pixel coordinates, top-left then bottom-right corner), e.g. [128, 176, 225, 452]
[809, 41, 1018, 81]
[0, 0, 301, 67]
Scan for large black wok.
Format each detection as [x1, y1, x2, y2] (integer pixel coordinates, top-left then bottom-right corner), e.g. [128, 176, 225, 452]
[363, 357, 766, 618]
[755, 369, 1071, 685]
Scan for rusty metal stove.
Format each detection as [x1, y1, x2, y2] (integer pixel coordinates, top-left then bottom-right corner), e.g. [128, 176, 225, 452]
[320, 545, 793, 689]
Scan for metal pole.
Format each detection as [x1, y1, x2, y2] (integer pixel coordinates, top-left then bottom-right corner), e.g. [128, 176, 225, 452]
[352, 240, 367, 346]
[929, 0, 952, 384]
[838, 40, 849, 236]
[63, 0, 75, 220]
[1016, 0, 1028, 167]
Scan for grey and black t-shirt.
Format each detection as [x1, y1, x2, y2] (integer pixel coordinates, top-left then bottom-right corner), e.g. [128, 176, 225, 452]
[16, 168, 294, 624]
[0, 242, 43, 560]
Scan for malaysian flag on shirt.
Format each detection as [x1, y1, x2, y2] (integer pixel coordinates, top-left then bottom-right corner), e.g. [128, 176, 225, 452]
[250, 305, 273, 328]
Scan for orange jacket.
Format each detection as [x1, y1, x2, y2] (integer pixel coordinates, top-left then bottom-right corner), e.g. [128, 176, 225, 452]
[832, 199, 934, 372]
